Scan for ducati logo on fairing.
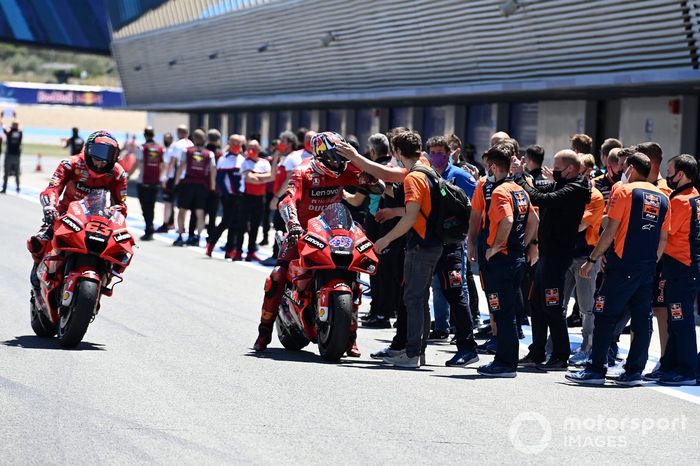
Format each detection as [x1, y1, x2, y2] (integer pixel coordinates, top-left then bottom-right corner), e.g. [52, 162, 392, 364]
[303, 235, 326, 249]
[61, 216, 82, 232]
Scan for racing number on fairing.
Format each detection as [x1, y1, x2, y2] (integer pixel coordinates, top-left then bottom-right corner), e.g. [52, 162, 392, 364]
[86, 222, 110, 236]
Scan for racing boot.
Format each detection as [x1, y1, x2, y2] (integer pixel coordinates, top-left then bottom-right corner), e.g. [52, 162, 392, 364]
[346, 310, 361, 357]
[253, 323, 273, 352]
[253, 266, 288, 351]
[27, 224, 52, 262]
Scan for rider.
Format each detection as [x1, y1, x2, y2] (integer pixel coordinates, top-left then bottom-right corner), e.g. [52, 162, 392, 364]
[253, 132, 375, 356]
[27, 131, 127, 272]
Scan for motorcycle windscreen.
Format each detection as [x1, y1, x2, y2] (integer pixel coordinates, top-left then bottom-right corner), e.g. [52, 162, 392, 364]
[80, 189, 111, 217]
[318, 203, 354, 231]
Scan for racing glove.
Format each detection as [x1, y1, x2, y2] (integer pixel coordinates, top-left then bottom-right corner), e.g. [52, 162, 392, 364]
[286, 222, 304, 241]
[43, 205, 59, 224]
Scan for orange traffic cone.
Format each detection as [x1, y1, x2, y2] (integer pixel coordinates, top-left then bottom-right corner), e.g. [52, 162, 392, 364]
[35, 153, 42, 172]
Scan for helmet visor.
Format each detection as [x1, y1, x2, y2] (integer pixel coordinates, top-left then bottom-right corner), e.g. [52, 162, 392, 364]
[88, 143, 118, 162]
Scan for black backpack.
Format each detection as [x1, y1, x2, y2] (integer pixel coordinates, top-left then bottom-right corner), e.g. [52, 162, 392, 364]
[411, 165, 471, 245]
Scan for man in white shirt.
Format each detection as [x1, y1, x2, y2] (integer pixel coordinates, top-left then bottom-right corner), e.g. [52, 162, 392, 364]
[158, 125, 193, 232]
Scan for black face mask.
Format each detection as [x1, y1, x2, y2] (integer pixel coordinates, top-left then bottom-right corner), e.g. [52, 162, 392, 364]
[553, 170, 563, 183]
[666, 173, 680, 190]
[611, 170, 622, 182]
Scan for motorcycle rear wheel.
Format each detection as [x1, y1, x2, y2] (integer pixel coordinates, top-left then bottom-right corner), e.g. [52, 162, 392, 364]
[275, 317, 310, 351]
[58, 280, 99, 349]
[317, 293, 352, 362]
[30, 291, 56, 338]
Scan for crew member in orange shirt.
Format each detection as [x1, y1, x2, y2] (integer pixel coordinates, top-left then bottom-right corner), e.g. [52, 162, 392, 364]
[568, 152, 670, 386]
[656, 154, 700, 385]
[565, 154, 605, 366]
[476, 144, 538, 378]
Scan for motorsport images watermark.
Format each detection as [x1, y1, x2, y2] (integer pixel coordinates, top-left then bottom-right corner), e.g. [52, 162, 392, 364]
[508, 411, 688, 454]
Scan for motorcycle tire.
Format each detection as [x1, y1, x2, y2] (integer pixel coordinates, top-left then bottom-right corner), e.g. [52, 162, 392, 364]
[275, 317, 310, 351]
[30, 291, 56, 338]
[317, 292, 352, 362]
[58, 280, 99, 349]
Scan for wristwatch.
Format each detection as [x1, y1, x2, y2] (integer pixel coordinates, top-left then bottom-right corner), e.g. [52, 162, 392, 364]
[586, 255, 597, 264]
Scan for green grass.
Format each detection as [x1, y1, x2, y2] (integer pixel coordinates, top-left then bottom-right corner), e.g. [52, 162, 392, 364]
[21, 143, 70, 158]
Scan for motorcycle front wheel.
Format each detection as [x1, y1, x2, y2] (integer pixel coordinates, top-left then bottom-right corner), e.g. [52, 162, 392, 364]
[317, 292, 352, 362]
[58, 280, 99, 348]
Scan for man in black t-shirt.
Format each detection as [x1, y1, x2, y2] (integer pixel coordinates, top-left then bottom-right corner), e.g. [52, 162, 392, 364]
[2, 121, 22, 193]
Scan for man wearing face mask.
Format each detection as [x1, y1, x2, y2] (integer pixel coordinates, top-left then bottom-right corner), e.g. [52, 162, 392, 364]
[593, 148, 623, 203]
[424, 136, 479, 366]
[513, 150, 591, 370]
[655, 154, 700, 385]
[205, 134, 246, 258]
[568, 153, 670, 386]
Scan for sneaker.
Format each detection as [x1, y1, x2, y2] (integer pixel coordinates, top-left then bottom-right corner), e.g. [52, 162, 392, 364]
[518, 353, 544, 367]
[568, 351, 590, 367]
[565, 369, 605, 385]
[537, 358, 569, 371]
[383, 351, 420, 368]
[205, 242, 215, 257]
[173, 235, 185, 247]
[246, 251, 262, 262]
[643, 369, 663, 382]
[613, 371, 643, 387]
[370, 347, 402, 360]
[477, 362, 516, 378]
[362, 316, 391, 329]
[566, 312, 582, 327]
[428, 329, 450, 341]
[139, 233, 153, 241]
[186, 235, 200, 246]
[445, 349, 479, 367]
[260, 256, 277, 266]
[155, 225, 169, 233]
[657, 372, 697, 386]
[360, 313, 373, 322]
[474, 324, 493, 339]
[476, 337, 497, 354]
[253, 325, 272, 352]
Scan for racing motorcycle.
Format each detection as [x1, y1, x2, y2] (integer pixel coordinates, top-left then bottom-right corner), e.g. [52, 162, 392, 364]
[30, 190, 134, 348]
[275, 203, 379, 362]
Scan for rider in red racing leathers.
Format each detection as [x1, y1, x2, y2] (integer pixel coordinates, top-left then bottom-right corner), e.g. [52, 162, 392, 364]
[28, 131, 127, 281]
[253, 132, 380, 356]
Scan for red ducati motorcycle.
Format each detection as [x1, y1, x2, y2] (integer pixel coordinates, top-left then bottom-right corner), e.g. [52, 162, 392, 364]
[275, 203, 378, 362]
[30, 190, 135, 348]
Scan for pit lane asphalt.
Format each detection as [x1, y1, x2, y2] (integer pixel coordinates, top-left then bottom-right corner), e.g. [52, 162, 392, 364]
[1, 169, 700, 465]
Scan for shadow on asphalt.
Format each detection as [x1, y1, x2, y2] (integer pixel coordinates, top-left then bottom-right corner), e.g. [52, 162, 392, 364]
[245, 348, 436, 370]
[1, 335, 106, 351]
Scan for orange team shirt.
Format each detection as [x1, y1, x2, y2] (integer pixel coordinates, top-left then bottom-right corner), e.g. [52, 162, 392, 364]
[471, 177, 489, 227]
[653, 177, 673, 197]
[607, 181, 671, 260]
[486, 181, 534, 254]
[664, 185, 700, 266]
[583, 186, 605, 246]
[404, 167, 432, 239]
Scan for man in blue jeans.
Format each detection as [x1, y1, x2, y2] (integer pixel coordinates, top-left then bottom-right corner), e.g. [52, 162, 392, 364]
[372, 131, 443, 368]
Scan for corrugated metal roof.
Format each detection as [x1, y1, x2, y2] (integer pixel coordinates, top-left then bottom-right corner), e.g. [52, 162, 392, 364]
[112, 0, 700, 109]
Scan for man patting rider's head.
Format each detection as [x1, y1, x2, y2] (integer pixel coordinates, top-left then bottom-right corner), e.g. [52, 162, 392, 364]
[310, 132, 348, 178]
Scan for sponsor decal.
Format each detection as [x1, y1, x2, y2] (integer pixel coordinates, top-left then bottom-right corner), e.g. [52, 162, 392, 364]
[488, 293, 500, 311]
[656, 279, 665, 303]
[310, 187, 341, 198]
[514, 190, 528, 216]
[642, 193, 660, 223]
[670, 303, 683, 321]
[594, 295, 605, 313]
[329, 236, 352, 249]
[545, 288, 560, 307]
[113, 231, 132, 243]
[356, 240, 372, 253]
[303, 235, 326, 249]
[449, 270, 462, 288]
[61, 216, 82, 232]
